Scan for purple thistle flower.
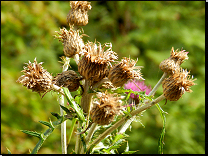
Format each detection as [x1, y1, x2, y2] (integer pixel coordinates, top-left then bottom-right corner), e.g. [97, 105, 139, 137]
[124, 79, 152, 99]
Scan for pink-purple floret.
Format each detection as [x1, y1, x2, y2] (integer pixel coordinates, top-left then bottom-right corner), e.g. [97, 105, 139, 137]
[124, 79, 152, 99]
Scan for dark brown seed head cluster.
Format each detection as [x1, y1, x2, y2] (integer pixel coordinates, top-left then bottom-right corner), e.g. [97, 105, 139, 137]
[67, 1, 92, 26]
[90, 92, 123, 125]
[108, 57, 144, 87]
[55, 27, 85, 58]
[162, 68, 196, 101]
[159, 47, 189, 75]
[53, 70, 82, 92]
[78, 41, 118, 84]
[16, 58, 52, 93]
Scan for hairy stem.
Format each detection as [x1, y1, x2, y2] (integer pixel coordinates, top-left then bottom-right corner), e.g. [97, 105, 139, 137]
[148, 72, 167, 96]
[59, 57, 70, 154]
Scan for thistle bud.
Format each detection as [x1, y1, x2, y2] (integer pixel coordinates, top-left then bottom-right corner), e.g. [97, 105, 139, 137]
[53, 70, 82, 92]
[16, 58, 52, 93]
[90, 92, 123, 125]
[78, 41, 118, 85]
[162, 68, 196, 101]
[55, 26, 85, 58]
[159, 47, 189, 75]
[67, 1, 92, 26]
[108, 57, 144, 87]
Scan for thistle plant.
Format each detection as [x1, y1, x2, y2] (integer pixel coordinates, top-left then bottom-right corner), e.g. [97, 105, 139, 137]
[15, 1, 197, 154]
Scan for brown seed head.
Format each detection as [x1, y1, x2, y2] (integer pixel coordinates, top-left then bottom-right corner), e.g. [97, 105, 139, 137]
[90, 92, 123, 125]
[67, 1, 92, 26]
[78, 41, 118, 84]
[162, 68, 196, 101]
[159, 47, 189, 75]
[53, 70, 82, 92]
[55, 26, 85, 58]
[16, 58, 52, 93]
[170, 47, 189, 65]
[108, 57, 144, 87]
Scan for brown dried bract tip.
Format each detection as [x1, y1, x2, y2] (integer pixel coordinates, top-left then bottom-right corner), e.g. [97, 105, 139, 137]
[162, 68, 196, 101]
[53, 70, 82, 92]
[67, 1, 92, 26]
[159, 47, 189, 75]
[108, 57, 144, 87]
[55, 26, 85, 58]
[16, 58, 52, 93]
[78, 41, 118, 84]
[90, 92, 124, 125]
[170, 47, 189, 65]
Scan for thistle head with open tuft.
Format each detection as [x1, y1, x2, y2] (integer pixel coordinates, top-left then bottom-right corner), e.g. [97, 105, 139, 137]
[159, 47, 189, 75]
[16, 58, 52, 93]
[78, 41, 118, 85]
[55, 26, 85, 58]
[162, 68, 196, 101]
[90, 91, 124, 125]
[67, 1, 92, 26]
[108, 57, 144, 87]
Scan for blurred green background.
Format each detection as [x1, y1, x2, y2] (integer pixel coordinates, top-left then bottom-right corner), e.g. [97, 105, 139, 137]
[1, 1, 205, 154]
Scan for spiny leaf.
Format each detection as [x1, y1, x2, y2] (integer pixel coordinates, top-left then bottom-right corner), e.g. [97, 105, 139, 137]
[112, 134, 125, 145]
[21, 130, 42, 139]
[59, 105, 71, 114]
[39, 120, 54, 129]
[51, 112, 61, 119]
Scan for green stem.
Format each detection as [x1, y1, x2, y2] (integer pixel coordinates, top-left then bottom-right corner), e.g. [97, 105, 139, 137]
[75, 122, 81, 154]
[67, 118, 77, 146]
[59, 95, 67, 154]
[148, 72, 167, 96]
[59, 56, 70, 154]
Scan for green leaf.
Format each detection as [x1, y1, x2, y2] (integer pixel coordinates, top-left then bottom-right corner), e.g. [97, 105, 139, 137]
[59, 105, 71, 114]
[21, 130, 42, 139]
[122, 150, 138, 154]
[39, 120, 54, 129]
[51, 112, 61, 119]
[112, 134, 125, 145]
[63, 87, 85, 121]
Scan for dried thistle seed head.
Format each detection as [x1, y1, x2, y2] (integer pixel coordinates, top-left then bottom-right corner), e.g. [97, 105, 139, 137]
[162, 68, 196, 101]
[78, 41, 118, 84]
[55, 26, 85, 58]
[53, 70, 82, 92]
[16, 58, 52, 93]
[90, 92, 123, 125]
[170, 47, 189, 65]
[108, 57, 144, 87]
[159, 47, 189, 75]
[67, 1, 92, 26]
[159, 58, 180, 75]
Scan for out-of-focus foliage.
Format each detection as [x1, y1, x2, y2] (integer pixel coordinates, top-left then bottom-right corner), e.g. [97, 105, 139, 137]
[1, 1, 204, 154]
